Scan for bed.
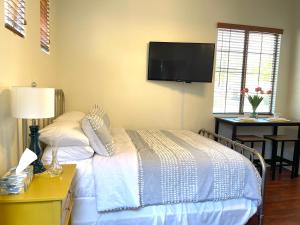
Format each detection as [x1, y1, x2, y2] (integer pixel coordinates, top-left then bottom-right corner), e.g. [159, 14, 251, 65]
[24, 90, 266, 225]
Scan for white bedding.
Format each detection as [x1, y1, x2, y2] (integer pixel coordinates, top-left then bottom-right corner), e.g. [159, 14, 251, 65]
[60, 158, 95, 198]
[61, 128, 139, 199]
[93, 128, 140, 211]
[59, 128, 259, 225]
[93, 128, 261, 212]
[69, 159, 258, 225]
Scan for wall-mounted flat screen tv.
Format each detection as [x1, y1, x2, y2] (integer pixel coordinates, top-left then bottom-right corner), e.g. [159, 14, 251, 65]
[148, 42, 215, 83]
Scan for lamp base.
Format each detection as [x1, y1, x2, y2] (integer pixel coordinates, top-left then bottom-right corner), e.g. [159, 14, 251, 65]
[32, 158, 46, 174]
[29, 125, 46, 174]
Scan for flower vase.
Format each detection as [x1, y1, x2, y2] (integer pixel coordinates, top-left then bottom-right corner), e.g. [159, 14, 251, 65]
[250, 105, 258, 118]
[250, 111, 258, 118]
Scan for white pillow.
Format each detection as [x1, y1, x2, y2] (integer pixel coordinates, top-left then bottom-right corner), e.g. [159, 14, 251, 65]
[81, 117, 110, 156]
[42, 146, 94, 163]
[54, 111, 85, 123]
[39, 121, 89, 147]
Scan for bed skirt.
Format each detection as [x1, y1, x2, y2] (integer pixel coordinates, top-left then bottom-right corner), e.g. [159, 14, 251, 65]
[72, 197, 257, 225]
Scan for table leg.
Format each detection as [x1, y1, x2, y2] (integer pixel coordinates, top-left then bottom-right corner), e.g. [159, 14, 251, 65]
[273, 126, 278, 135]
[271, 140, 277, 180]
[232, 125, 237, 141]
[214, 119, 220, 141]
[269, 125, 279, 180]
[293, 126, 300, 177]
[215, 119, 220, 134]
[292, 143, 297, 178]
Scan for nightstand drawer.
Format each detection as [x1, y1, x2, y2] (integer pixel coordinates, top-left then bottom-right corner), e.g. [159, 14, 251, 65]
[61, 190, 73, 225]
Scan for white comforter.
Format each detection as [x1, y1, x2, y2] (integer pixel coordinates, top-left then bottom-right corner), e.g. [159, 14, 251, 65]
[93, 128, 261, 212]
[93, 128, 140, 211]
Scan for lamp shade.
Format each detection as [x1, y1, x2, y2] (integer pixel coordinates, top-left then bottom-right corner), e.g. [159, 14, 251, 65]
[11, 87, 55, 119]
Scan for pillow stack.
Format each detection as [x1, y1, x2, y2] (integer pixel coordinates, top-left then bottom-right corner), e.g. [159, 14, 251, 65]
[81, 105, 115, 157]
[40, 111, 94, 163]
[40, 106, 115, 164]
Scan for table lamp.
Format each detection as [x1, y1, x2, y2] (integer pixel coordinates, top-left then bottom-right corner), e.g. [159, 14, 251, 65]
[11, 86, 55, 174]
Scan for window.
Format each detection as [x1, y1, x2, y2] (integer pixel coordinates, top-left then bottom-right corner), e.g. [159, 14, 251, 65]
[213, 23, 283, 114]
[40, 0, 50, 52]
[4, 0, 26, 37]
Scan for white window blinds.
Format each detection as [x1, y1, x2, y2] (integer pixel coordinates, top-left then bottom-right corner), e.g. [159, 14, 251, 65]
[213, 23, 282, 114]
[40, 0, 50, 52]
[4, 0, 26, 37]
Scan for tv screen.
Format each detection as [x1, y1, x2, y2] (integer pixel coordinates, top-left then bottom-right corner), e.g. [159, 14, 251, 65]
[148, 42, 215, 82]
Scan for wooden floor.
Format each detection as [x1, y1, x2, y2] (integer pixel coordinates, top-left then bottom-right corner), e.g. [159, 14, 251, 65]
[247, 168, 300, 225]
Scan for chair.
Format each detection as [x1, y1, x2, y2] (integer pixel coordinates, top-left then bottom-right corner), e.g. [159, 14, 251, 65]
[236, 135, 266, 158]
[236, 135, 266, 174]
[264, 135, 299, 180]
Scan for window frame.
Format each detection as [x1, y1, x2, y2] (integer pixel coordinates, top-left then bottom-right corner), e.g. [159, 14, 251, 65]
[40, 0, 50, 53]
[4, 0, 26, 38]
[213, 23, 283, 115]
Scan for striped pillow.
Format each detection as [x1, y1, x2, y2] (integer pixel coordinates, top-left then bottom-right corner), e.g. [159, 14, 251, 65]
[84, 105, 114, 156]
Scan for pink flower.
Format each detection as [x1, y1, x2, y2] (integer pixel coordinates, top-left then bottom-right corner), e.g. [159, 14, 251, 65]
[260, 90, 265, 94]
[267, 90, 272, 94]
[255, 87, 262, 92]
[240, 88, 249, 95]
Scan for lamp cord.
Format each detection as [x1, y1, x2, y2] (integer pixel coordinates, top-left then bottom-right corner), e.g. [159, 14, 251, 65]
[181, 82, 185, 129]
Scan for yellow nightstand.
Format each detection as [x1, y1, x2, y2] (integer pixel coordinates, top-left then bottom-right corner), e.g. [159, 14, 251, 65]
[0, 164, 76, 225]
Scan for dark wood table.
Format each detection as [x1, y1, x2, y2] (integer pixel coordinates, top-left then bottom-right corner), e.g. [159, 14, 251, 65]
[214, 117, 300, 178]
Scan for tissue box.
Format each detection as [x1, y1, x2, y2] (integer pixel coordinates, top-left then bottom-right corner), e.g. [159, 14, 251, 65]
[0, 166, 33, 195]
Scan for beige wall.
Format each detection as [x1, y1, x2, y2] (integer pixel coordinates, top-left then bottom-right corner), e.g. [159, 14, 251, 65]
[55, 0, 293, 132]
[0, 0, 296, 175]
[289, 0, 300, 120]
[0, 0, 57, 175]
